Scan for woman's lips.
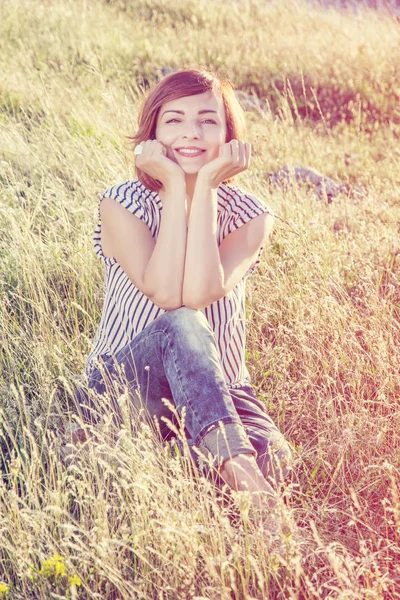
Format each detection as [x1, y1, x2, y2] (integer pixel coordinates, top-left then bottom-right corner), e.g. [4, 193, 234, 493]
[174, 147, 206, 158]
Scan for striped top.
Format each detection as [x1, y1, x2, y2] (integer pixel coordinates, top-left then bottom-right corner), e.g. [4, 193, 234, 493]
[86, 179, 272, 389]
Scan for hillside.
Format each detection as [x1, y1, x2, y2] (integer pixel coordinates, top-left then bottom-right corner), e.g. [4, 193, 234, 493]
[0, 0, 399, 598]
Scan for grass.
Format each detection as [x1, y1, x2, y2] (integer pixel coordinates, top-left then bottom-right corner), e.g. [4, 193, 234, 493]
[0, 0, 399, 597]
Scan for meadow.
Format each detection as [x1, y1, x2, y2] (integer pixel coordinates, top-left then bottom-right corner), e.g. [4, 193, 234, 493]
[0, 0, 399, 598]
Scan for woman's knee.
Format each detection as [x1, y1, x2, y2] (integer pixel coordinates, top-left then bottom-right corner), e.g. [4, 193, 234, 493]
[160, 306, 214, 342]
[166, 306, 210, 327]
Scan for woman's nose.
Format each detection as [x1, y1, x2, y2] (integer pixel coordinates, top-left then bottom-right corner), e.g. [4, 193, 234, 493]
[183, 121, 201, 139]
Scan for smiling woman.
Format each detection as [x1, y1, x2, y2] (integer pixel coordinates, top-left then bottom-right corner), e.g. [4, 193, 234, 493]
[77, 69, 292, 540]
[132, 69, 246, 193]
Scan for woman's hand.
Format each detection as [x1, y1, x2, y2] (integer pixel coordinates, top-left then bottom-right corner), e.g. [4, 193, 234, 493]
[135, 140, 185, 190]
[196, 140, 251, 189]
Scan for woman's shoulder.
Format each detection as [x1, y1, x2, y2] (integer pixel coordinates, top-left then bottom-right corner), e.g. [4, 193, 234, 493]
[100, 179, 162, 221]
[218, 182, 273, 219]
[101, 179, 157, 203]
[99, 179, 161, 228]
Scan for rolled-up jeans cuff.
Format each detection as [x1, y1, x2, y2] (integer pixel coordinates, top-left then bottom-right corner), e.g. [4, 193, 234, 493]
[198, 421, 256, 468]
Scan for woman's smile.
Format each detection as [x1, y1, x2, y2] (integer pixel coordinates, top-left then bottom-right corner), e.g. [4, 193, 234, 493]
[174, 146, 207, 158]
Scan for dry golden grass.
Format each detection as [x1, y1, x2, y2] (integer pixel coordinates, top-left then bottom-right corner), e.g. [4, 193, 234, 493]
[0, 0, 399, 598]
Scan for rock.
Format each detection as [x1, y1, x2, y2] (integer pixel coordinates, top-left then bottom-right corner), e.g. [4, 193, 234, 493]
[160, 66, 176, 77]
[267, 166, 366, 202]
[235, 90, 269, 113]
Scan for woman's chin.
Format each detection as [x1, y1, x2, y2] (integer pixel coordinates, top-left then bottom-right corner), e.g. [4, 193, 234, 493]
[181, 166, 201, 177]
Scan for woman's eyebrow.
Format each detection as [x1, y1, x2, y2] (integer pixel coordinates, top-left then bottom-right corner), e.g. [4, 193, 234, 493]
[161, 110, 184, 117]
[160, 109, 218, 117]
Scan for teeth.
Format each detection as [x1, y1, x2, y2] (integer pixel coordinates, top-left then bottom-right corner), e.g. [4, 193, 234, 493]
[177, 148, 203, 154]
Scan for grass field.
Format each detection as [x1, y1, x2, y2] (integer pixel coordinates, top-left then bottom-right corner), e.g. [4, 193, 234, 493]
[0, 0, 399, 598]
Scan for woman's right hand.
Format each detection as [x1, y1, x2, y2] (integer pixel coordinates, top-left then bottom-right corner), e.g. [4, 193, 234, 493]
[135, 140, 185, 189]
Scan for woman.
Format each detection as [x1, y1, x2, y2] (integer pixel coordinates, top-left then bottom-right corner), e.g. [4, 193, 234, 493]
[79, 68, 292, 511]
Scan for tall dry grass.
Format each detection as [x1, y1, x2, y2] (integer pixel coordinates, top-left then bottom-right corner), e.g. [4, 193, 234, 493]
[0, 0, 399, 598]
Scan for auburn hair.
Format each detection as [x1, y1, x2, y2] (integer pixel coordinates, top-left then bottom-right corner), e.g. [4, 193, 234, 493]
[131, 69, 246, 191]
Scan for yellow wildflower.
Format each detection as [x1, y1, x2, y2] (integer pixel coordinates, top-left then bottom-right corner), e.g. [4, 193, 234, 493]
[68, 574, 82, 587]
[55, 560, 67, 578]
[40, 554, 67, 578]
[0, 582, 10, 598]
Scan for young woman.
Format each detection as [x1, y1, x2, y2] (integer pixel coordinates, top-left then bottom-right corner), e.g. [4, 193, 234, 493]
[80, 68, 292, 511]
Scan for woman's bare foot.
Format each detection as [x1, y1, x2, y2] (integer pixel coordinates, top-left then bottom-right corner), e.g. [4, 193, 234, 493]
[219, 454, 300, 554]
[220, 454, 277, 508]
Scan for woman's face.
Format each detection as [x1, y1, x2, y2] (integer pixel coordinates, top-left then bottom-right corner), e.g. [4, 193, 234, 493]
[155, 90, 228, 175]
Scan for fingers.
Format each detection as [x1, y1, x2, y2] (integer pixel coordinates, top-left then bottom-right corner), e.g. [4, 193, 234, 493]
[244, 142, 251, 166]
[134, 140, 184, 187]
[135, 140, 166, 162]
[135, 140, 167, 175]
[223, 140, 251, 172]
[204, 140, 251, 188]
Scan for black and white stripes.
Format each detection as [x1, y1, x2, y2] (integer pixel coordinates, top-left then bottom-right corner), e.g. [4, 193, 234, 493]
[86, 179, 271, 389]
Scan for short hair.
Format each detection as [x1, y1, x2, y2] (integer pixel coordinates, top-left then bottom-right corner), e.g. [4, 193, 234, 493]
[131, 69, 246, 191]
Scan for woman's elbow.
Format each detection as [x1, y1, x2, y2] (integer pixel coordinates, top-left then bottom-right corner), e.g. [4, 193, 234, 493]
[183, 293, 216, 311]
[150, 292, 183, 311]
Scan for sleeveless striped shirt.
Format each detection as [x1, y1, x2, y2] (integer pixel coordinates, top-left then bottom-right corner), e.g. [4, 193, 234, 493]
[85, 179, 272, 389]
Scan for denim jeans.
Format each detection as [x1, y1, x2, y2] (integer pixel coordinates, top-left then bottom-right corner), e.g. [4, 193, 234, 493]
[77, 307, 292, 484]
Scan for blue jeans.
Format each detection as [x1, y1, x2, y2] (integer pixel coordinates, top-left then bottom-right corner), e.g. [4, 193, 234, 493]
[78, 307, 292, 484]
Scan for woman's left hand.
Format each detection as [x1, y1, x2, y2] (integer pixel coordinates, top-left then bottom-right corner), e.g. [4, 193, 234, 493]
[197, 140, 251, 189]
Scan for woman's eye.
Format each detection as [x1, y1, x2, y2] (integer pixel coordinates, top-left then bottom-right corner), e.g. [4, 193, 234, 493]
[164, 118, 217, 125]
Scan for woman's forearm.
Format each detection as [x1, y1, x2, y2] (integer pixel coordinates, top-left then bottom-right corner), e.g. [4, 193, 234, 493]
[183, 176, 224, 308]
[144, 180, 187, 309]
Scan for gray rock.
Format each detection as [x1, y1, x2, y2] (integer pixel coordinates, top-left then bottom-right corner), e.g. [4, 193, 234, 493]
[235, 90, 269, 113]
[267, 166, 366, 202]
[160, 66, 176, 77]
